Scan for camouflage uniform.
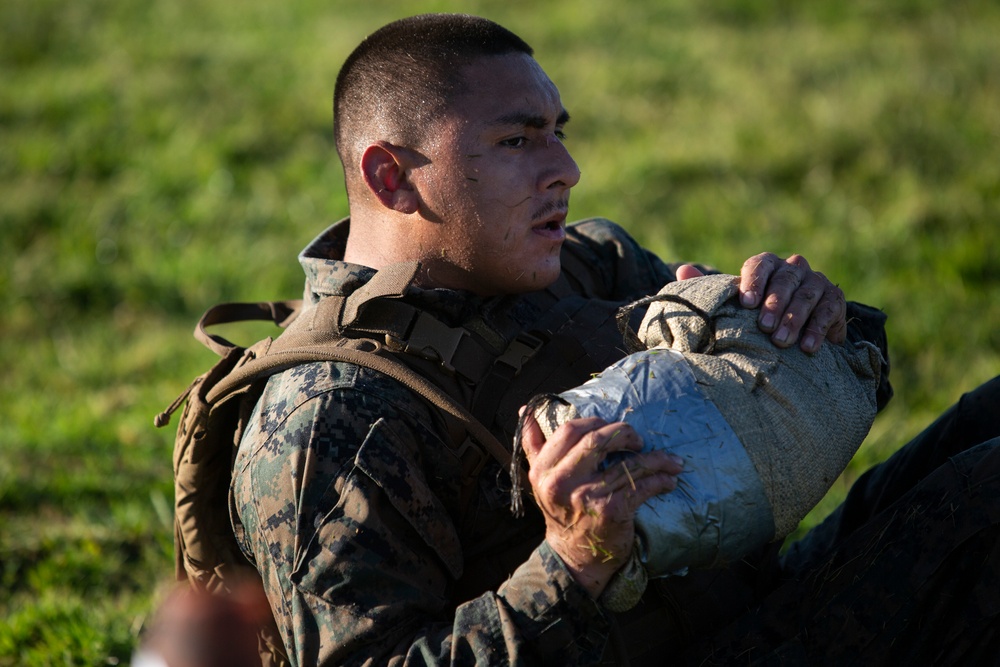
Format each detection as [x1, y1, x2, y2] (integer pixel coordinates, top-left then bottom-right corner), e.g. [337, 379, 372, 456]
[232, 218, 681, 665]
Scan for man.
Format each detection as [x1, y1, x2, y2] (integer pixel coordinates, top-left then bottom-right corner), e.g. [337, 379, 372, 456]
[232, 14, 1000, 665]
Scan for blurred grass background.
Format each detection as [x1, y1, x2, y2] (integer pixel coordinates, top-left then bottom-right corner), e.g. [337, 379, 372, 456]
[2, 0, 998, 663]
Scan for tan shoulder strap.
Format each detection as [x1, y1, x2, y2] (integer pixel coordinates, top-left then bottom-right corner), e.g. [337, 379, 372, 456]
[204, 337, 511, 469]
[176, 261, 512, 469]
[193, 300, 303, 357]
[300, 263, 512, 386]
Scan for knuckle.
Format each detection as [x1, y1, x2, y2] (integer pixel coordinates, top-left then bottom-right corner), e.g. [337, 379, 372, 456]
[529, 464, 562, 490]
[781, 310, 805, 330]
[614, 424, 639, 446]
[587, 429, 607, 451]
[817, 299, 842, 318]
[558, 418, 598, 444]
[786, 253, 810, 269]
[569, 485, 589, 507]
[744, 252, 775, 271]
[804, 319, 829, 336]
[794, 286, 822, 303]
[769, 270, 802, 290]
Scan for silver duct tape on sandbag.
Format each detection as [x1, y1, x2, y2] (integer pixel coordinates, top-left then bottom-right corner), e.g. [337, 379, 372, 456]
[531, 274, 883, 611]
[638, 274, 882, 538]
[542, 348, 776, 578]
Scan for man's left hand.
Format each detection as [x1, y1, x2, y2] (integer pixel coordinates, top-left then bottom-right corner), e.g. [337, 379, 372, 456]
[676, 253, 847, 354]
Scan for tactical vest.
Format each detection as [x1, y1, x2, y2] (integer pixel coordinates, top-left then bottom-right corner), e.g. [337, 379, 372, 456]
[293, 246, 645, 604]
[320, 250, 640, 451]
[162, 237, 662, 666]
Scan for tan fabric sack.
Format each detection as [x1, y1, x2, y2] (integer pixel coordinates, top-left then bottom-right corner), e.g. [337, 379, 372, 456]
[531, 274, 884, 611]
[636, 274, 882, 536]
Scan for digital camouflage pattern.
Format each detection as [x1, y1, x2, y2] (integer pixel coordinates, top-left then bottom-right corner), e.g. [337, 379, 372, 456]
[232, 218, 680, 665]
[233, 360, 607, 664]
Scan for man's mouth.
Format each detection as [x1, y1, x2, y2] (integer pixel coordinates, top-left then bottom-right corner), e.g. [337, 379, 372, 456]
[531, 212, 566, 239]
[535, 215, 565, 231]
[531, 201, 569, 237]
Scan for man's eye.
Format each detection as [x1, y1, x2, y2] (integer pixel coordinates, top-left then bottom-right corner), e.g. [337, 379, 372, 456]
[500, 137, 527, 149]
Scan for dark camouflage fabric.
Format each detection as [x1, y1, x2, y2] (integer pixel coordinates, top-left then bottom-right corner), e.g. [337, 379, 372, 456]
[232, 218, 679, 666]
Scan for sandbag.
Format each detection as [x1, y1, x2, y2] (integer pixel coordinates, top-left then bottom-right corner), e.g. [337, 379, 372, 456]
[532, 274, 884, 609]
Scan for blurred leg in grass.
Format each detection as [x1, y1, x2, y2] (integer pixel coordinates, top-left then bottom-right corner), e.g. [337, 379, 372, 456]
[134, 580, 272, 667]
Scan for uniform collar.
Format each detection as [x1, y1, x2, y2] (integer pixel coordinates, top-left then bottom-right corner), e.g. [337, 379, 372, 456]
[298, 218, 376, 303]
[297, 218, 531, 332]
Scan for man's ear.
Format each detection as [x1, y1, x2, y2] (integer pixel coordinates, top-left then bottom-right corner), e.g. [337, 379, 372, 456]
[361, 142, 419, 214]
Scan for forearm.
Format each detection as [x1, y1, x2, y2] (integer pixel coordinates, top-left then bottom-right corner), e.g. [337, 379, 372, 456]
[282, 541, 608, 666]
[238, 399, 611, 665]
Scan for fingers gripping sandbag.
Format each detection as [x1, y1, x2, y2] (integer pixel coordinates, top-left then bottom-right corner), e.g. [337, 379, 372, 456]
[530, 274, 883, 606]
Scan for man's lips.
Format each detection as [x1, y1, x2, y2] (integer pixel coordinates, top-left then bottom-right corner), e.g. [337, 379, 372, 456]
[531, 211, 567, 239]
[531, 201, 569, 239]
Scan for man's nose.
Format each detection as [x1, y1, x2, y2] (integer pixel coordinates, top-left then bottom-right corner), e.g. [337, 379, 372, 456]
[540, 136, 581, 191]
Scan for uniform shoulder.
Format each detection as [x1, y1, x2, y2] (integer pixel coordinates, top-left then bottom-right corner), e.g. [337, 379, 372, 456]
[233, 360, 444, 471]
[565, 217, 635, 245]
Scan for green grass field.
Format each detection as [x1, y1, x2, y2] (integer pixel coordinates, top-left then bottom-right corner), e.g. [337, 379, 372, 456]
[2, 0, 998, 663]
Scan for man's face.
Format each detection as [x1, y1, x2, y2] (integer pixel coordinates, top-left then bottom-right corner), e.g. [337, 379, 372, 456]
[408, 53, 581, 296]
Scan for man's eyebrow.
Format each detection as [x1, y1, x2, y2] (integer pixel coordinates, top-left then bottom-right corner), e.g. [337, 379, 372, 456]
[489, 109, 571, 128]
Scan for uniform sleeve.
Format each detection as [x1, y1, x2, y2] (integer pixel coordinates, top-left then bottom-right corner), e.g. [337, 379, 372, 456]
[562, 218, 678, 301]
[232, 362, 610, 666]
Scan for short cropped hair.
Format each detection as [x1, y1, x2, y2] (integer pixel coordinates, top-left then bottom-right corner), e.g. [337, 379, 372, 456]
[334, 14, 533, 187]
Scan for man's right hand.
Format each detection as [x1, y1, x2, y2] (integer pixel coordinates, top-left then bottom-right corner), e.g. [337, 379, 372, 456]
[519, 413, 683, 599]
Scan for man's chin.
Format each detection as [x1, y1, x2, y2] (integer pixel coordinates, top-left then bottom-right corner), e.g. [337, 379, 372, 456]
[511, 260, 562, 294]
